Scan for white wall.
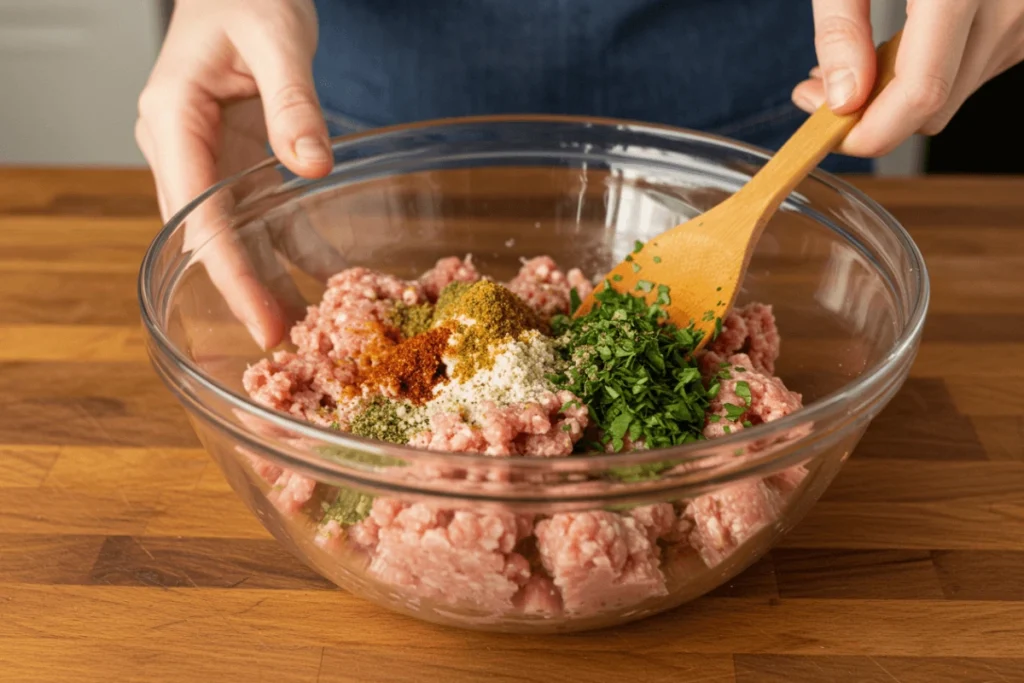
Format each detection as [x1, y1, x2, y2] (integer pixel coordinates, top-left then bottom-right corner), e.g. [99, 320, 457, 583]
[0, 0, 162, 165]
[871, 0, 922, 176]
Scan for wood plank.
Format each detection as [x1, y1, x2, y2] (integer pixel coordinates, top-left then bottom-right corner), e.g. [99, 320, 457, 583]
[932, 551, 1024, 602]
[144, 490, 270, 539]
[318, 647, 736, 683]
[782, 502, 1024, 551]
[821, 460, 1024, 504]
[88, 536, 332, 590]
[42, 447, 208, 492]
[771, 549, 945, 600]
[0, 326, 147, 362]
[735, 655, 1024, 683]
[0, 446, 60, 487]
[0, 638, 324, 683]
[1, 587, 1023, 657]
[971, 416, 1024, 461]
[0, 535, 105, 584]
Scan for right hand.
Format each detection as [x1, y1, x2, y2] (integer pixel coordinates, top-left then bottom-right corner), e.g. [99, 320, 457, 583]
[136, 0, 345, 349]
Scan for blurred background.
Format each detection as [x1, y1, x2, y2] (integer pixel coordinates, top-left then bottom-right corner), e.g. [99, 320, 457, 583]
[0, 0, 1019, 174]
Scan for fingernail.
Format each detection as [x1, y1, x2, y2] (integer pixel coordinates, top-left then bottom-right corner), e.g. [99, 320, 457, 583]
[826, 69, 856, 109]
[794, 93, 818, 112]
[245, 320, 268, 351]
[295, 136, 331, 165]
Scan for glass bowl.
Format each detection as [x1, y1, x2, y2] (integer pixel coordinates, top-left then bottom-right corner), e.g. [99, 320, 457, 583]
[139, 115, 928, 633]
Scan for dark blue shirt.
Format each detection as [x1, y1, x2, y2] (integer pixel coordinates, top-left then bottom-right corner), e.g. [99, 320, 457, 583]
[313, 0, 869, 172]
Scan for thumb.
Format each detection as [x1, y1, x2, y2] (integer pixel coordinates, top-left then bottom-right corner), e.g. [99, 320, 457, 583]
[812, 0, 877, 114]
[236, 37, 332, 178]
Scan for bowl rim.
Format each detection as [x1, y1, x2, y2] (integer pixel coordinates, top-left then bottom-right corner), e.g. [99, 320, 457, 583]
[138, 113, 930, 484]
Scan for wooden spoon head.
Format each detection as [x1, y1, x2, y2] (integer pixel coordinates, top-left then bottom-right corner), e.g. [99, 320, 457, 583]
[574, 197, 753, 351]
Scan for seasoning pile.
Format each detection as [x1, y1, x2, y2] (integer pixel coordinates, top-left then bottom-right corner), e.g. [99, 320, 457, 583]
[241, 253, 810, 621]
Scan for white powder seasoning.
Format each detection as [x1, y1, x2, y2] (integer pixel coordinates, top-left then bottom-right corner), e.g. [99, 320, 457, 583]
[426, 329, 561, 423]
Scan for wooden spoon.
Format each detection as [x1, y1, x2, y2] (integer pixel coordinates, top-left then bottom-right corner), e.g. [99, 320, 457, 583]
[575, 31, 903, 350]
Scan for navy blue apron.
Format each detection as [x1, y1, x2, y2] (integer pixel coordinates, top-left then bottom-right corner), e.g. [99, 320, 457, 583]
[313, 0, 870, 173]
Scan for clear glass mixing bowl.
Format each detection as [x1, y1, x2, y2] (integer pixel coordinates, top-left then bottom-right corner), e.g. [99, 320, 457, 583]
[139, 115, 928, 633]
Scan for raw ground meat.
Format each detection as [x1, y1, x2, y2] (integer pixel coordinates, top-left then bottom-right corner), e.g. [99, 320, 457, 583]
[419, 255, 481, 300]
[701, 303, 781, 375]
[349, 499, 534, 612]
[507, 256, 595, 320]
[291, 267, 426, 362]
[685, 469, 806, 567]
[535, 511, 668, 614]
[513, 574, 563, 616]
[239, 255, 811, 620]
[242, 351, 358, 427]
[702, 353, 803, 440]
[409, 390, 588, 457]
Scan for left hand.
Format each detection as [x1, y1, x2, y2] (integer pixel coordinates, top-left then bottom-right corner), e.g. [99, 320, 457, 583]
[792, 0, 1024, 157]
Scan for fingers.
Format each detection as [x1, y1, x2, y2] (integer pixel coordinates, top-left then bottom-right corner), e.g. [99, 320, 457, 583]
[811, 0, 876, 113]
[137, 84, 288, 350]
[841, 0, 979, 156]
[231, 25, 333, 179]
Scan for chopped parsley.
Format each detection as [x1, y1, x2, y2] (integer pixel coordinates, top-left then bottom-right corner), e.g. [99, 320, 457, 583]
[550, 283, 714, 456]
[321, 488, 374, 526]
[631, 262, 641, 273]
[635, 280, 654, 293]
[633, 240, 644, 253]
[569, 287, 582, 315]
[723, 403, 746, 420]
[612, 274, 623, 282]
[653, 256, 662, 264]
[735, 380, 752, 406]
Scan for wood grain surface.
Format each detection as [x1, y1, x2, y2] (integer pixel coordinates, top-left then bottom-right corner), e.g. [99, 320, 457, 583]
[1, 168, 1023, 683]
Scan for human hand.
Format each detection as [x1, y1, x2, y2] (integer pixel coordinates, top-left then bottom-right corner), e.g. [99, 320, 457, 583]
[136, 0, 344, 349]
[792, 0, 1024, 157]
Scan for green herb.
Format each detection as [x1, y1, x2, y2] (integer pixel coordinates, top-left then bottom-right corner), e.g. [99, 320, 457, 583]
[708, 414, 721, 423]
[716, 286, 722, 292]
[608, 462, 673, 482]
[655, 285, 671, 306]
[723, 425, 732, 434]
[612, 274, 623, 282]
[625, 254, 634, 262]
[724, 403, 746, 420]
[742, 420, 753, 428]
[633, 240, 644, 253]
[635, 280, 654, 293]
[653, 256, 662, 264]
[321, 487, 375, 526]
[349, 396, 415, 445]
[735, 380, 752, 406]
[569, 287, 582, 316]
[550, 284, 710, 460]
[702, 310, 715, 322]
[734, 366, 746, 372]
[389, 302, 435, 338]
[329, 421, 340, 430]
[561, 424, 573, 433]
[631, 263, 641, 273]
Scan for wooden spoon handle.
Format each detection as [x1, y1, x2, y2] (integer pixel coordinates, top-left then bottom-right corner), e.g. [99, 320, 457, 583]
[741, 30, 903, 213]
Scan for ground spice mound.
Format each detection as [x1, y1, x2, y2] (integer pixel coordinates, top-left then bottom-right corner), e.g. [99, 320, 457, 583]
[435, 280, 545, 381]
[389, 302, 434, 339]
[431, 281, 475, 325]
[361, 325, 452, 403]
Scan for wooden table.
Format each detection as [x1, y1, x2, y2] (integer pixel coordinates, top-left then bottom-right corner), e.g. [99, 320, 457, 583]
[1, 168, 1022, 682]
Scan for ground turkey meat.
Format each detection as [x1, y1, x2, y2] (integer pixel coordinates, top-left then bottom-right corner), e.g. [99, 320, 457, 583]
[350, 499, 534, 612]
[242, 351, 358, 427]
[685, 471, 806, 568]
[506, 256, 595, 321]
[409, 391, 588, 457]
[701, 303, 781, 375]
[290, 267, 426, 362]
[418, 255, 481, 301]
[702, 353, 803, 440]
[534, 511, 668, 614]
